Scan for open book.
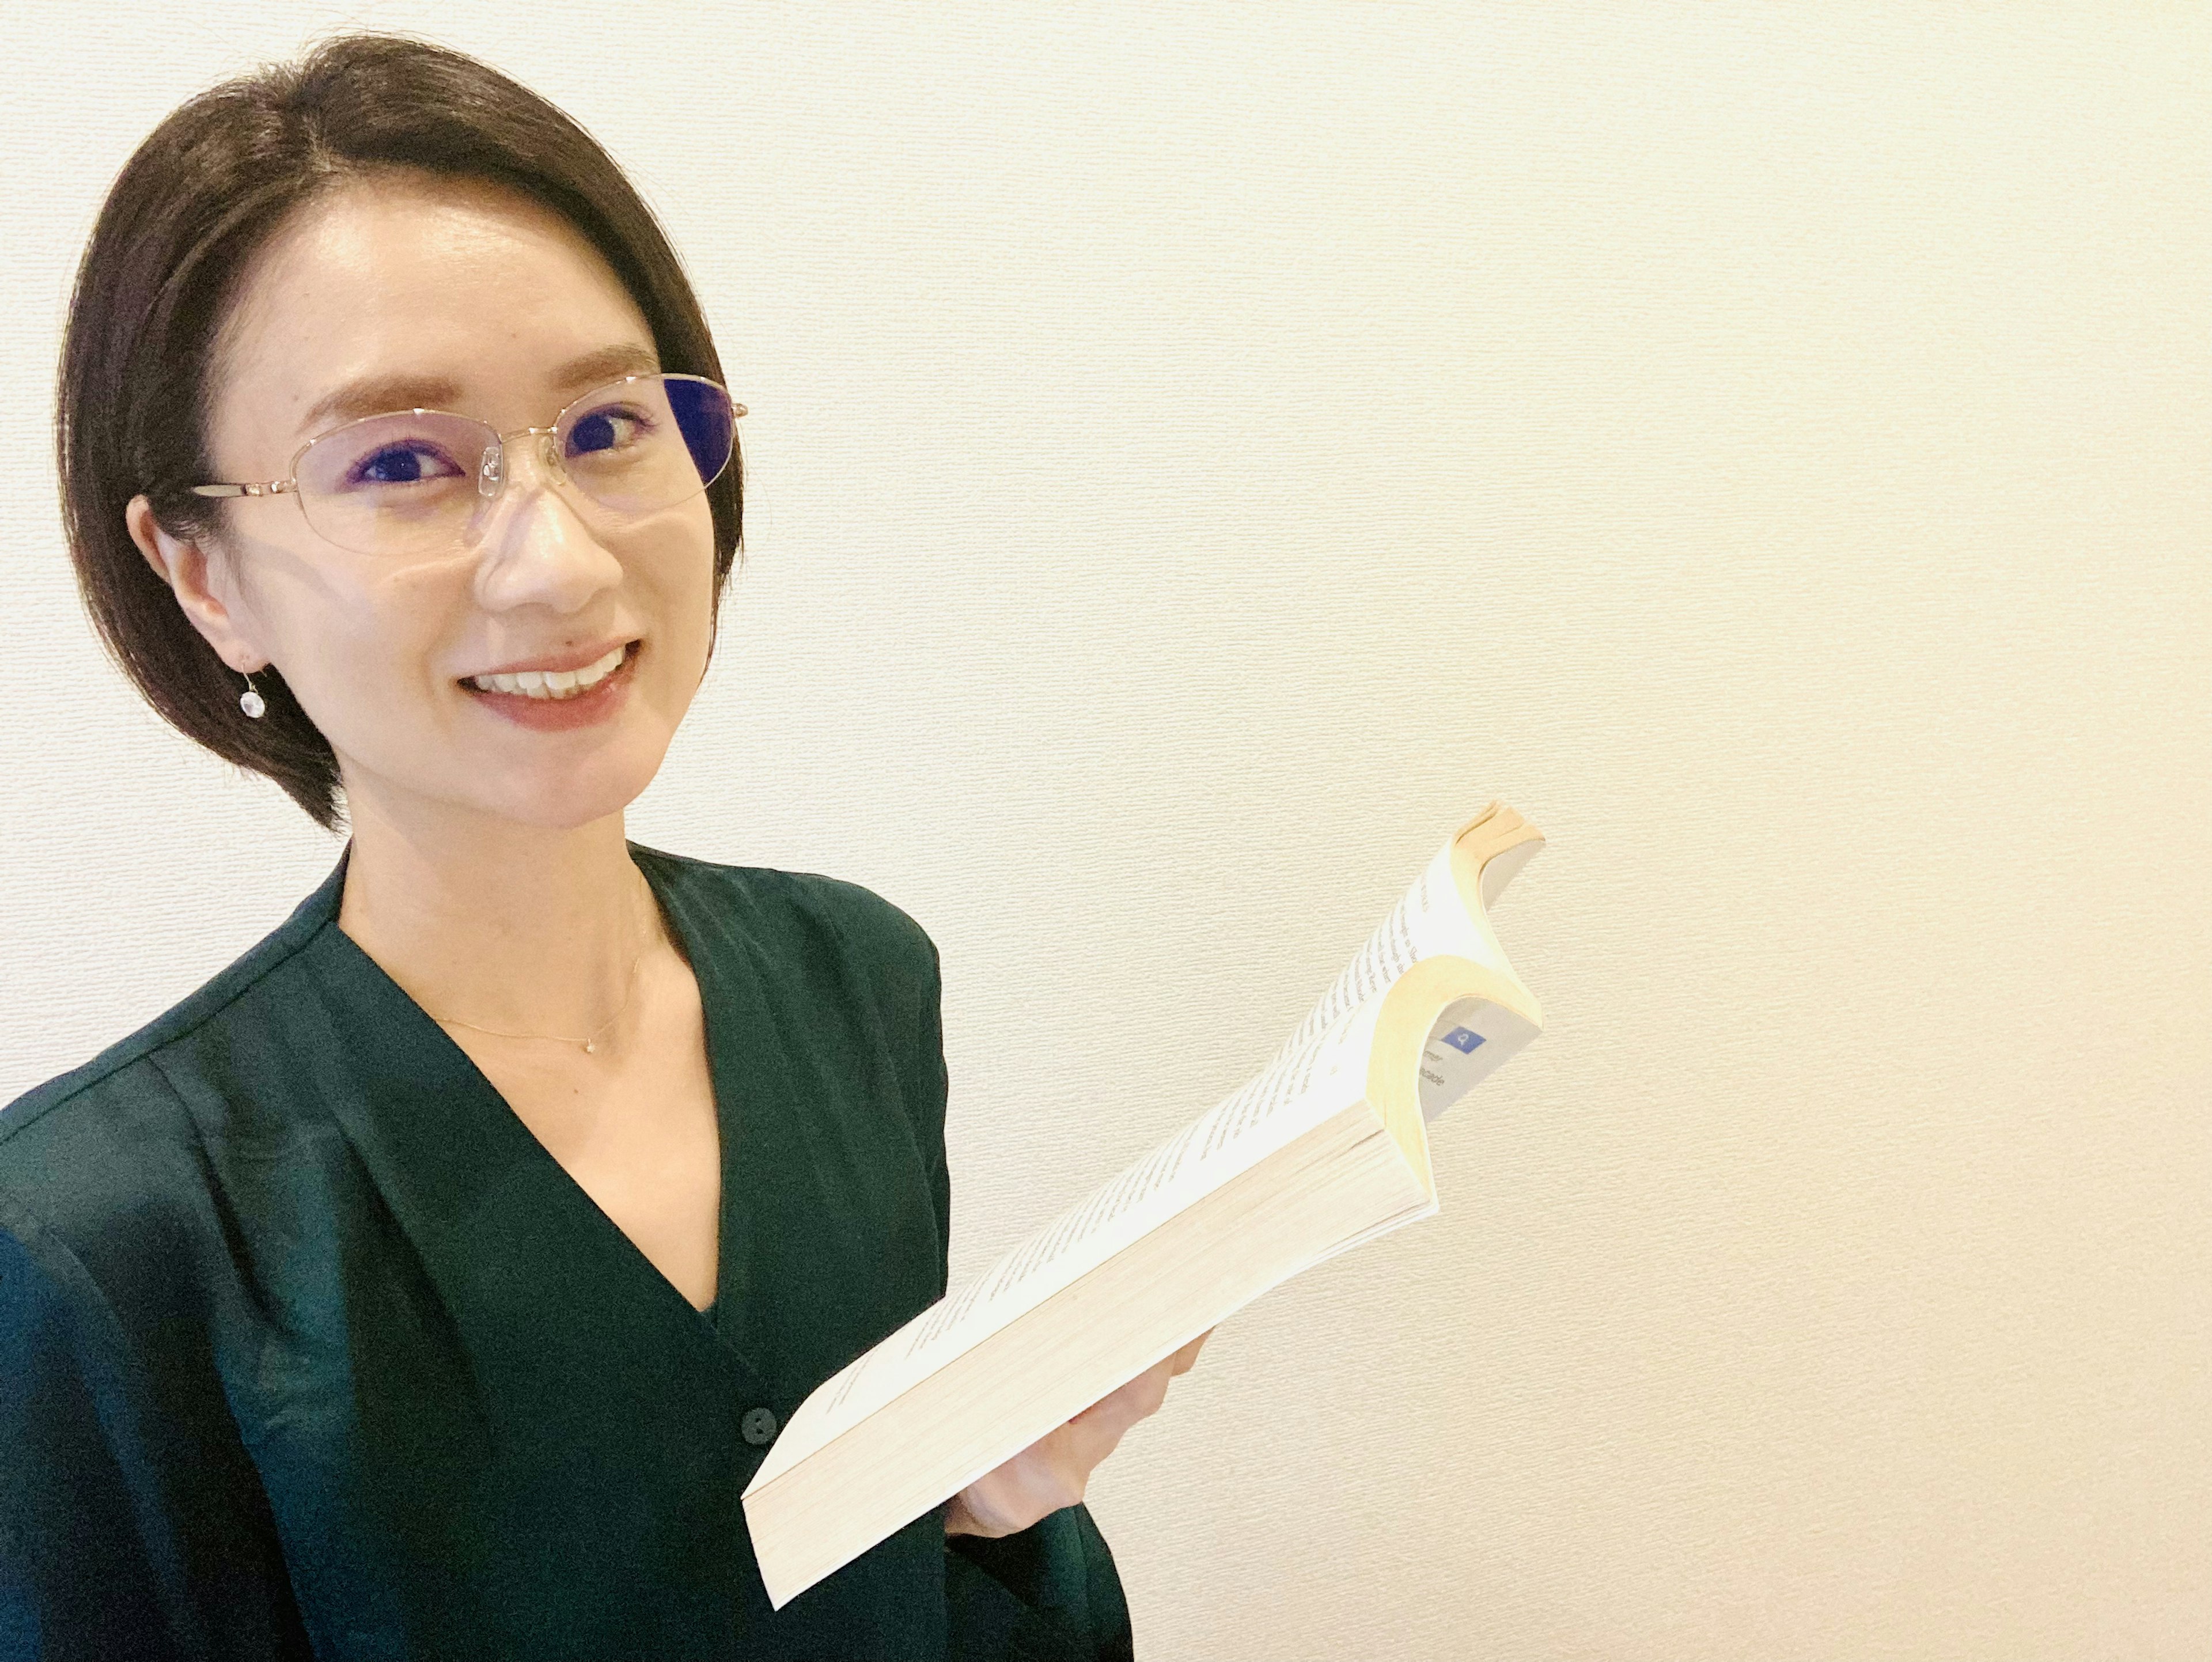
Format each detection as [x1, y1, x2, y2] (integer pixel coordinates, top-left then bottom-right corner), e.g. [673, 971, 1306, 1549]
[743, 801, 1548, 1607]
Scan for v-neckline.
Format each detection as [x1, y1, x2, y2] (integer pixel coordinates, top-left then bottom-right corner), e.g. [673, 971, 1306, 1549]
[302, 840, 762, 1375]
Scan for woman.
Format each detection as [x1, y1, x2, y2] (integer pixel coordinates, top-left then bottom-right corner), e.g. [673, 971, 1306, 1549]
[0, 35, 1204, 1662]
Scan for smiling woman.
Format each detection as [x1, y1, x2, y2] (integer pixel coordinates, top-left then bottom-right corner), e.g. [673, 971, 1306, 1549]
[2, 33, 1189, 1662]
[125, 171, 728, 833]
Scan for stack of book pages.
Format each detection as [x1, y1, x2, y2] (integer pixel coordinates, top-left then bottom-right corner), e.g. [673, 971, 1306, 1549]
[744, 801, 1548, 1607]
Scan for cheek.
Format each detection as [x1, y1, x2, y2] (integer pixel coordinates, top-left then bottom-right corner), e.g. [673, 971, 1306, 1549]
[670, 501, 720, 605]
[631, 511, 721, 668]
[260, 557, 464, 737]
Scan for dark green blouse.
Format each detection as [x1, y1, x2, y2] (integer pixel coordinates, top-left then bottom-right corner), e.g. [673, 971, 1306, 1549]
[0, 846, 1131, 1661]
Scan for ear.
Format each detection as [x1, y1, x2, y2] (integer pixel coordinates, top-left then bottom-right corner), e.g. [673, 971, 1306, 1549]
[125, 494, 268, 673]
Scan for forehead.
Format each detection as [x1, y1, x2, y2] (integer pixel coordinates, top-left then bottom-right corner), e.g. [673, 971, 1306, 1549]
[211, 171, 658, 444]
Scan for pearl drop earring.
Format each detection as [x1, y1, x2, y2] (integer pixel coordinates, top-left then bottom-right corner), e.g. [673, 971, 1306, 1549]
[239, 671, 266, 720]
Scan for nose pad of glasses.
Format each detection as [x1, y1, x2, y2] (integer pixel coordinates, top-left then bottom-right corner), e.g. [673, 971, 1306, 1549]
[478, 438, 503, 499]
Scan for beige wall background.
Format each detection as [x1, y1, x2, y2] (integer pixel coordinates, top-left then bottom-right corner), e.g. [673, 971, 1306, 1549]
[1, 3, 2204, 1656]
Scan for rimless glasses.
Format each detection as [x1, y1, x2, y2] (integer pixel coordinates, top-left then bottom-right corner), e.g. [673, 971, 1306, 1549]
[190, 373, 743, 561]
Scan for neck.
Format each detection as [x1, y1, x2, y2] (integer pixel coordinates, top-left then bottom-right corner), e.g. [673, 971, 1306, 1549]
[335, 783, 663, 1042]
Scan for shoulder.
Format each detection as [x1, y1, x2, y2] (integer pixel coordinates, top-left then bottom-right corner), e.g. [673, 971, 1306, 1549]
[0, 864, 342, 1277]
[0, 1049, 198, 1352]
[635, 846, 953, 1185]
[2, 850, 343, 1144]
[632, 843, 942, 1014]
[0, 1043, 220, 1360]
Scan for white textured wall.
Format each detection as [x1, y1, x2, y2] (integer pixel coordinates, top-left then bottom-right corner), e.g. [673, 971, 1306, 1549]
[2, 5, 2205, 1657]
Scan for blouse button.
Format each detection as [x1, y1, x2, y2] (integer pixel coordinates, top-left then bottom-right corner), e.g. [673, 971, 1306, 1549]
[741, 1406, 780, 1447]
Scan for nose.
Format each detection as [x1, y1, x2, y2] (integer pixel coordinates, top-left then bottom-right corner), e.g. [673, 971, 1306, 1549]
[468, 431, 624, 615]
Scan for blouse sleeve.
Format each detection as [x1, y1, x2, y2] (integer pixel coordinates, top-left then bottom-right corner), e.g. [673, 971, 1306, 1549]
[0, 1188, 306, 1662]
[888, 914, 1136, 1662]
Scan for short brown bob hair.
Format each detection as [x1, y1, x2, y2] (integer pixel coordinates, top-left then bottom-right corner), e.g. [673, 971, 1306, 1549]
[56, 34, 744, 830]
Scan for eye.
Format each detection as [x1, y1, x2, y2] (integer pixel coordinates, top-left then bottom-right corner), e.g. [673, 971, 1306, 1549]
[349, 442, 465, 487]
[566, 404, 654, 457]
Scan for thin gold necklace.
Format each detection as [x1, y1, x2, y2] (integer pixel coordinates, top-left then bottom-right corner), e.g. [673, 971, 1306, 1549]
[429, 882, 656, 1056]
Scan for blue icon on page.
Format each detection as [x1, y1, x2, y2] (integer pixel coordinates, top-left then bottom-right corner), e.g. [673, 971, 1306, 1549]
[1440, 1026, 1484, 1054]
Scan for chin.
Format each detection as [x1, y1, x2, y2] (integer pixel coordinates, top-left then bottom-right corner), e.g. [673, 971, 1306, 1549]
[507, 764, 663, 831]
[335, 694, 688, 832]
[438, 740, 669, 831]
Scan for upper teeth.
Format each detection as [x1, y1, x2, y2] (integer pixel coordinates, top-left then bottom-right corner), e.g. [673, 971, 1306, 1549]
[472, 645, 627, 699]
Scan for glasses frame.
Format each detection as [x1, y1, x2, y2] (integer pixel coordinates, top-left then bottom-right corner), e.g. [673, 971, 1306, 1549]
[187, 372, 745, 547]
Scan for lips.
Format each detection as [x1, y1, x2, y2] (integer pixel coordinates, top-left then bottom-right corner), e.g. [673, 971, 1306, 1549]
[460, 640, 639, 730]
[467, 642, 627, 701]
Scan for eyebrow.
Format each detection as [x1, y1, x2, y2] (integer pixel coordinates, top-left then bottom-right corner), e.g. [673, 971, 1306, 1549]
[294, 343, 665, 438]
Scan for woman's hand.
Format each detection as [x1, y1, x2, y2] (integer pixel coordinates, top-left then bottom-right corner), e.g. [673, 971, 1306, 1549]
[942, 1327, 1215, 1538]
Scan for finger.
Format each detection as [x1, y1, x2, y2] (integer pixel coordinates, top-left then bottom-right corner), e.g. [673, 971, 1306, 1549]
[1063, 1368, 1171, 1464]
[996, 1417, 1117, 1507]
[1040, 1351, 1198, 1493]
[942, 1489, 987, 1538]
[1169, 1327, 1214, 1374]
[957, 1460, 1081, 1537]
[1071, 1362, 1171, 1436]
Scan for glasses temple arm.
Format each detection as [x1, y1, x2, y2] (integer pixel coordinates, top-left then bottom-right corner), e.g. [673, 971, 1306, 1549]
[188, 481, 298, 498]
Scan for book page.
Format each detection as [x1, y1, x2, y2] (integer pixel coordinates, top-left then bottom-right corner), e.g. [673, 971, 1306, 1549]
[1416, 994, 1525, 1120]
[750, 991, 1381, 1490]
[1298, 995, 1517, 1275]
[1268, 835, 1515, 1078]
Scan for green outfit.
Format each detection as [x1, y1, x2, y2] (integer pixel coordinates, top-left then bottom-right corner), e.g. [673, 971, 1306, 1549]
[0, 845, 1131, 1661]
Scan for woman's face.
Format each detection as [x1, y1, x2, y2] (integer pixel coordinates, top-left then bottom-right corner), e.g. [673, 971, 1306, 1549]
[143, 170, 719, 834]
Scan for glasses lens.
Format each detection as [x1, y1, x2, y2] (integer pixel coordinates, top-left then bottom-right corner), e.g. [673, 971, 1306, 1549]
[557, 374, 734, 517]
[293, 410, 497, 556]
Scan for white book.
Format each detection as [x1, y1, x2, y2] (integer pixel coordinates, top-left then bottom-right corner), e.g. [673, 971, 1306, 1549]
[743, 801, 1548, 1608]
